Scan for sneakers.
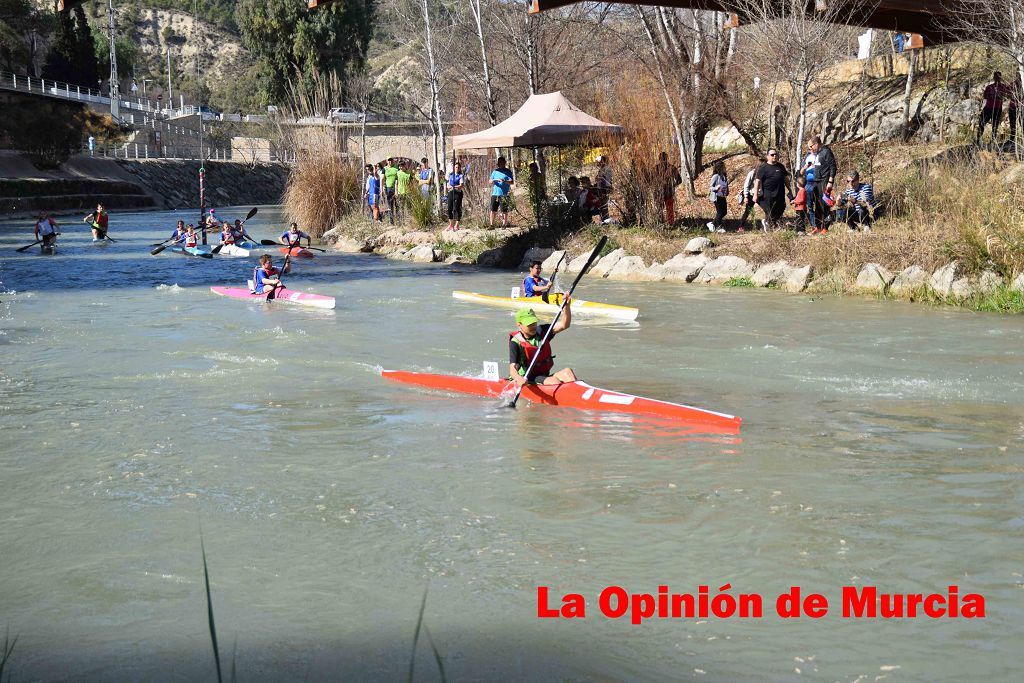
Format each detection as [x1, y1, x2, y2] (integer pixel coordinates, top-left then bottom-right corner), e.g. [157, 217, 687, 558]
[716, 228, 726, 233]
[761, 220, 768, 233]
[707, 221, 715, 232]
[737, 227, 745, 233]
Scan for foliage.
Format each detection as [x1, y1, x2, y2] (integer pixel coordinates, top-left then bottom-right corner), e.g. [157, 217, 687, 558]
[283, 147, 362, 238]
[235, 0, 373, 106]
[93, 31, 137, 78]
[407, 187, 438, 230]
[42, 5, 99, 89]
[0, 0, 51, 73]
[132, 0, 238, 33]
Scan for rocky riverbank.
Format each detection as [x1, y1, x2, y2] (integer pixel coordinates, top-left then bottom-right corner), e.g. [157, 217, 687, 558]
[323, 223, 1024, 312]
[115, 160, 289, 210]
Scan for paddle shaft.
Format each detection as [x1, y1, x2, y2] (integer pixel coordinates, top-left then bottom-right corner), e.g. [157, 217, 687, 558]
[16, 232, 60, 252]
[541, 252, 567, 303]
[267, 246, 295, 300]
[509, 236, 607, 408]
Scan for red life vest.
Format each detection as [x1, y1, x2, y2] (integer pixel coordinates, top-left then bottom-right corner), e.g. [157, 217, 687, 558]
[510, 330, 554, 377]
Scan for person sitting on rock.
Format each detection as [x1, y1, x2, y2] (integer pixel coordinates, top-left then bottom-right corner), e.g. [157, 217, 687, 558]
[839, 171, 878, 233]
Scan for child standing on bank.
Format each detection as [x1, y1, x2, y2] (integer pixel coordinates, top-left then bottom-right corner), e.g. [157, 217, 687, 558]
[791, 175, 808, 234]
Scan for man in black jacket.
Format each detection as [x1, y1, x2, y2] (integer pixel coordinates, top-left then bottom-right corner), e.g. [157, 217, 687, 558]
[809, 136, 836, 229]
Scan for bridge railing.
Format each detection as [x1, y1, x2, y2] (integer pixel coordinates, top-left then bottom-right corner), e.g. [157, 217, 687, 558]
[81, 141, 296, 163]
[0, 71, 169, 115]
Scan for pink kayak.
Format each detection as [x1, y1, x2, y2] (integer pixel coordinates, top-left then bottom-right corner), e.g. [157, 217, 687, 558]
[210, 286, 336, 310]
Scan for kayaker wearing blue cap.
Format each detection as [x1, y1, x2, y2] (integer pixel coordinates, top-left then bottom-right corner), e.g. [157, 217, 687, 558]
[279, 222, 311, 249]
[522, 261, 553, 298]
[509, 305, 576, 388]
[252, 254, 290, 294]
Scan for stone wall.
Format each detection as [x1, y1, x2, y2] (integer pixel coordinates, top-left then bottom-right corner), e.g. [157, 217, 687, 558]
[115, 159, 289, 209]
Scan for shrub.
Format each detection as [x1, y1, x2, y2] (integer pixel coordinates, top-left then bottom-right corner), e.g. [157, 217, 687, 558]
[282, 151, 361, 238]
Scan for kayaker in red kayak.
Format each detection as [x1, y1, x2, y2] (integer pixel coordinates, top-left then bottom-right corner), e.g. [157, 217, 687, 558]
[522, 261, 553, 298]
[83, 203, 109, 241]
[252, 254, 290, 294]
[509, 305, 576, 388]
[279, 223, 311, 250]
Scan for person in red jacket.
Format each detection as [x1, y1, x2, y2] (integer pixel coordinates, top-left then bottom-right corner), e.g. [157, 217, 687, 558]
[977, 71, 1007, 145]
[791, 175, 808, 235]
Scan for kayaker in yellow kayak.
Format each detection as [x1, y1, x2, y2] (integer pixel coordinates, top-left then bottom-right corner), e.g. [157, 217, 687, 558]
[522, 260, 554, 298]
[509, 305, 576, 388]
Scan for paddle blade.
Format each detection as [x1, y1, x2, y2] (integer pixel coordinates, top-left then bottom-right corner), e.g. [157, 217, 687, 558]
[210, 244, 223, 255]
[245, 207, 258, 221]
[198, 252, 214, 259]
[151, 244, 169, 255]
[16, 241, 40, 253]
[260, 239, 277, 246]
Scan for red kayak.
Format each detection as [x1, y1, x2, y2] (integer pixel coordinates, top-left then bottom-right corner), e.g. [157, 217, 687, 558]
[381, 370, 741, 431]
[279, 247, 314, 258]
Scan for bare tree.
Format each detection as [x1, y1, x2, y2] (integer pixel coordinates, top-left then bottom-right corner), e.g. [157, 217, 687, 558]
[729, 0, 863, 171]
[467, 0, 498, 126]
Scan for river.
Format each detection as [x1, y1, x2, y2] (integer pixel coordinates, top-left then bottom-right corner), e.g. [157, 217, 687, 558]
[1, 207, 1021, 681]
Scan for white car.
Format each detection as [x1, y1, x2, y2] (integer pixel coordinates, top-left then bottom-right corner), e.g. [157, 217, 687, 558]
[328, 107, 363, 123]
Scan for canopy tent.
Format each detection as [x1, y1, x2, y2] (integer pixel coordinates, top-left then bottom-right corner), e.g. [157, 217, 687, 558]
[452, 91, 623, 150]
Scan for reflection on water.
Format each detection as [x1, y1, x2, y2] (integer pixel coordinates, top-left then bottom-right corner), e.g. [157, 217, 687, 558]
[1, 207, 1023, 681]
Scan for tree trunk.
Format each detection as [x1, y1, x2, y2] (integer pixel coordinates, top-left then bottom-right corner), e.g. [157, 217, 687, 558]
[902, 46, 917, 125]
[420, 0, 446, 207]
[525, 11, 538, 95]
[794, 79, 809, 174]
[469, 0, 498, 126]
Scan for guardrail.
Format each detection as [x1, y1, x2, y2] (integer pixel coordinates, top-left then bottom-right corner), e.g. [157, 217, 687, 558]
[82, 142, 296, 163]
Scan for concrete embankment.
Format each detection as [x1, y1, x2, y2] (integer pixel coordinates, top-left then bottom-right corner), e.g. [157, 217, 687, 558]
[0, 152, 289, 218]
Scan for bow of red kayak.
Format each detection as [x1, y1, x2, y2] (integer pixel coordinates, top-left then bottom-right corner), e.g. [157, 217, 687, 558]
[380, 370, 741, 431]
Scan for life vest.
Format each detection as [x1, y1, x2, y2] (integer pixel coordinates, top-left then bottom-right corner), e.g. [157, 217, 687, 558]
[92, 212, 108, 230]
[522, 276, 548, 298]
[185, 232, 198, 248]
[510, 330, 554, 377]
[221, 229, 235, 244]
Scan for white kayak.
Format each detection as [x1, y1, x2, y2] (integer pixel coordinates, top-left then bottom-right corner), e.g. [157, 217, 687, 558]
[216, 244, 250, 258]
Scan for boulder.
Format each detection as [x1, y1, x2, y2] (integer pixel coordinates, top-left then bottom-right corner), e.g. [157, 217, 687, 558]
[950, 278, 974, 299]
[698, 255, 754, 284]
[541, 250, 567, 272]
[407, 244, 440, 263]
[978, 270, 1003, 294]
[332, 236, 373, 253]
[519, 247, 554, 269]
[890, 265, 929, 296]
[606, 255, 648, 280]
[590, 248, 627, 277]
[930, 262, 962, 297]
[684, 236, 713, 254]
[445, 254, 472, 265]
[1012, 272, 1024, 293]
[752, 260, 792, 287]
[782, 265, 814, 293]
[854, 263, 895, 292]
[658, 254, 709, 283]
[379, 229, 435, 247]
[476, 247, 504, 267]
[565, 252, 596, 274]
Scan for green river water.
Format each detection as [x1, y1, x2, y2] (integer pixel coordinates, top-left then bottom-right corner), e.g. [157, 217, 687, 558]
[1, 207, 1022, 681]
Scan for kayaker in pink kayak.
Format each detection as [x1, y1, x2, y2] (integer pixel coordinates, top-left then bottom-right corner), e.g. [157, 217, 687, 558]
[509, 305, 576, 388]
[252, 254, 290, 294]
[279, 223, 311, 250]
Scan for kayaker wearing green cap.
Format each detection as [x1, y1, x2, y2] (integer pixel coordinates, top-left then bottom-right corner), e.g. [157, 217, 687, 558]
[509, 303, 576, 388]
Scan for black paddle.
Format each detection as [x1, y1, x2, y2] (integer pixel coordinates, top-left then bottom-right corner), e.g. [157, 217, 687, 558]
[16, 233, 61, 253]
[259, 239, 326, 253]
[540, 251, 567, 304]
[151, 234, 180, 255]
[507, 236, 607, 409]
[266, 246, 296, 301]
[212, 207, 259, 255]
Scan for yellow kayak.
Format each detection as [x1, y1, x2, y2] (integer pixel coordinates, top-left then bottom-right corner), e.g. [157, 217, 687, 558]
[452, 291, 639, 321]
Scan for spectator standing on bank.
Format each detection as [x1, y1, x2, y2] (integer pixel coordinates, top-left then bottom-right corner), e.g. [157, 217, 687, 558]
[446, 161, 465, 231]
[364, 164, 381, 222]
[977, 72, 1006, 145]
[707, 160, 729, 233]
[801, 144, 819, 229]
[1006, 74, 1021, 147]
[655, 151, 682, 225]
[383, 158, 399, 225]
[751, 148, 792, 231]
[596, 155, 613, 223]
[791, 175, 808, 234]
[809, 135, 836, 229]
[417, 158, 435, 199]
[736, 161, 759, 232]
[489, 156, 514, 227]
[395, 161, 413, 222]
